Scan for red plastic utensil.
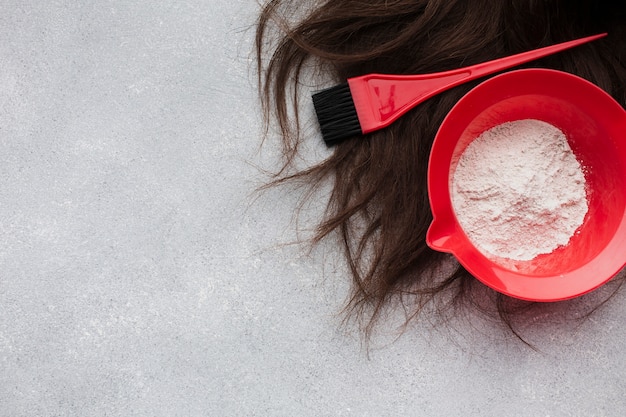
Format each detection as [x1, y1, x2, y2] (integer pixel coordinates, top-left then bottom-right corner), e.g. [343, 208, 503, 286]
[426, 68, 626, 301]
[313, 33, 607, 144]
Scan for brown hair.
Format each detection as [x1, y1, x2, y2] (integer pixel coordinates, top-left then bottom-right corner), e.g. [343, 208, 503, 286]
[255, 0, 626, 338]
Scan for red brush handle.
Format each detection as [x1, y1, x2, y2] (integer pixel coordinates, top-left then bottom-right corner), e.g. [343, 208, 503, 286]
[348, 33, 607, 134]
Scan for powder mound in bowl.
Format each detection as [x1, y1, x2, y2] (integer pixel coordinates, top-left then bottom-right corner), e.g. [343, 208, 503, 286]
[451, 119, 589, 261]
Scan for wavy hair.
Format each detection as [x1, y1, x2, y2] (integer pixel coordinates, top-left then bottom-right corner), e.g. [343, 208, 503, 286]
[255, 0, 626, 338]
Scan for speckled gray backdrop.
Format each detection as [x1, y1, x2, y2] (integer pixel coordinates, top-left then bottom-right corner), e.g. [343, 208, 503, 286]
[1, 1, 625, 416]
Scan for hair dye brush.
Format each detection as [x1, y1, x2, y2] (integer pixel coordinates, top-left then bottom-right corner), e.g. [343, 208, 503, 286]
[312, 33, 607, 146]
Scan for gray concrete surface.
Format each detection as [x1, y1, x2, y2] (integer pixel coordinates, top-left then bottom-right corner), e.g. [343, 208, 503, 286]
[1, 1, 626, 416]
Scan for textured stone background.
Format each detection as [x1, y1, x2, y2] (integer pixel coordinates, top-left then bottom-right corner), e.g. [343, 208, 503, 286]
[1, 1, 625, 416]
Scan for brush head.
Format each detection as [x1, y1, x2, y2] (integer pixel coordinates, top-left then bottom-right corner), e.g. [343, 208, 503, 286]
[312, 83, 362, 146]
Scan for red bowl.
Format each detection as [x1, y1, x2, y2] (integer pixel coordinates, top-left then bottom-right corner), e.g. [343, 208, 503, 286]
[426, 68, 626, 301]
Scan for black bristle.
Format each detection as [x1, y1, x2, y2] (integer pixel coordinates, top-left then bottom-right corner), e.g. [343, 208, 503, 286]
[312, 83, 362, 146]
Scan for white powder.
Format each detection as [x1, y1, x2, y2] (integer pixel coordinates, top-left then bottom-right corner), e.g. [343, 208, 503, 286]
[451, 119, 588, 261]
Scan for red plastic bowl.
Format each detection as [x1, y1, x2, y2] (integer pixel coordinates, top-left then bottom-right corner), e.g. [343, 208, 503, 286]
[426, 68, 626, 301]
